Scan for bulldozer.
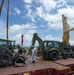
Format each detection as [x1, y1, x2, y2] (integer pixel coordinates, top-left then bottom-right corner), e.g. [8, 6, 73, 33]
[30, 15, 74, 61]
[0, 39, 15, 66]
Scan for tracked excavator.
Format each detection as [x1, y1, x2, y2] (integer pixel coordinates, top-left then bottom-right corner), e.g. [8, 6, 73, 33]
[30, 15, 74, 61]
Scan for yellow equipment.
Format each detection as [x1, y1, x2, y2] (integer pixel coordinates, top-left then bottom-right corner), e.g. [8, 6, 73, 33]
[62, 14, 74, 43]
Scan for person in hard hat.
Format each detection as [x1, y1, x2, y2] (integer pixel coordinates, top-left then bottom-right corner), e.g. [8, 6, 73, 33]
[31, 46, 37, 63]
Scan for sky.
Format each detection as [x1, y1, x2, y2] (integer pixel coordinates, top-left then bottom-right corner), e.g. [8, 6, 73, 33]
[0, 0, 74, 46]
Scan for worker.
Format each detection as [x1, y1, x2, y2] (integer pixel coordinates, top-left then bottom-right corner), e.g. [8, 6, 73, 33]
[13, 49, 28, 66]
[25, 47, 29, 58]
[31, 46, 37, 63]
[13, 46, 18, 57]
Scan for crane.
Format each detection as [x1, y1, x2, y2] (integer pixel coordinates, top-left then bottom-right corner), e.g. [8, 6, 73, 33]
[62, 14, 74, 43]
[0, 0, 10, 40]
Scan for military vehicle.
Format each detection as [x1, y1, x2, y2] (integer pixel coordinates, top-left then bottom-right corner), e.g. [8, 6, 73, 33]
[0, 39, 15, 66]
[30, 14, 74, 61]
[30, 33, 74, 61]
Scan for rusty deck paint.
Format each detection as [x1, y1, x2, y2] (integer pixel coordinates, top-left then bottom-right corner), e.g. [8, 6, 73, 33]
[0, 56, 72, 75]
[54, 58, 74, 65]
[54, 58, 74, 71]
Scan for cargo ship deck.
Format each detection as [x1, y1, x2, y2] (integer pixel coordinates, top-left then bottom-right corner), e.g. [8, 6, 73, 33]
[0, 55, 74, 75]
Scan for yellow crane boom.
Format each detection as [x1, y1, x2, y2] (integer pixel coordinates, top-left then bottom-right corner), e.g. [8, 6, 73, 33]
[62, 14, 74, 43]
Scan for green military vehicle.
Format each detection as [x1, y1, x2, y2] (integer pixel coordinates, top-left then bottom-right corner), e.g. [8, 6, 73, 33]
[31, 33, 74, 61]
[0, 39, 15, 66]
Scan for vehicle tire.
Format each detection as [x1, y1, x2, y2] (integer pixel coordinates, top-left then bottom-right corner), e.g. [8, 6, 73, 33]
[43, 56, 46, 59]
[71, 52, 74, 58]
[43, 52, 46, 59]
[62, 52, 68, 59]
[0, 50, 5, 55]
[48, 51, 58, 61]
[0, 53, 10, 66]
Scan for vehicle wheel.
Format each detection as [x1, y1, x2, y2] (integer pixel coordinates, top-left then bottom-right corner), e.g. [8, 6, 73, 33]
[48, 51, 58, 61]
[0, 53, 10, 66]
[43, 52, 46, 59]
[0, 50, 5, 55]
[71, 52, 74, 58]
[62, 52, 68, 59]
[43, 56, 46, 59]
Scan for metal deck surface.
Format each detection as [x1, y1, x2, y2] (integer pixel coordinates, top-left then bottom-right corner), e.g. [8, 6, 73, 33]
[54, 58, 74, 66]
[54, 58, 74, 71]
[0, 56, 72, 75]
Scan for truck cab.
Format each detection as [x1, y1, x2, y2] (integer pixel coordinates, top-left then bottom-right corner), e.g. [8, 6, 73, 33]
[43, 41, 62, 60]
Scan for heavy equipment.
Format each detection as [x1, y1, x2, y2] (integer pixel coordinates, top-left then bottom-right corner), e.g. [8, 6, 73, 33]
[30, 15, 74, 61]
[0, 39, 15, 66]
[31, 33, 74, 61]
[62, 14, 74, 43]
[0, 0, 16, 66]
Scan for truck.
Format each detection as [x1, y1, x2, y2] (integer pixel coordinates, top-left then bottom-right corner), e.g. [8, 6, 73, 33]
[0, 39, 15, 66]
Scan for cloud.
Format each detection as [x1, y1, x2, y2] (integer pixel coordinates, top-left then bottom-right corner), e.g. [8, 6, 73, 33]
[43, 14, 62, 23]
[14, 7, 21, 15]
[40, 24, 46, 28]
[23, 0, 32, 4]
[38, 0, 57, 12]
[58, 7, 74, 17]
[23, 4, 36, 22]
[9, 23, 37, 32]
[70, 40, 74, 45]
[27, 8, 36, 22]
[47, 23, 62, 29]
[36, 7, 43, 17]
[45, 34, 61, 41]
[35, 2, 63, 29]
[57, 6, 74, 27]
[9, 23, 37, 45]
[56, 0, 66, 8]
[36, 7, 62, 29]
[36, 0, 74, 29]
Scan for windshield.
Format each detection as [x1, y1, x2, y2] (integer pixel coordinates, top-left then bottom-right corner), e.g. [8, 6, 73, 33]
[0, 39, 15, 46]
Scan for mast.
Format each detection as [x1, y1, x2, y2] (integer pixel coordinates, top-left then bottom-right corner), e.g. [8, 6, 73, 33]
[6, 0, 10, 40]
[0, 0, 4, 16]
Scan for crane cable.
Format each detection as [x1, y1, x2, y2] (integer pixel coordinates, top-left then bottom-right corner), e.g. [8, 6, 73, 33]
[67, 17, 74, 26]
